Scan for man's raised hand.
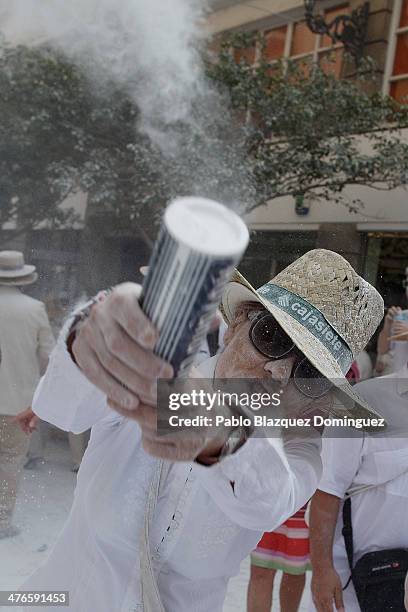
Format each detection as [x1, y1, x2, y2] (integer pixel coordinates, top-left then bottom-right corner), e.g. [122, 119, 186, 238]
[72, 283, 229, 462]
[72, 283, 173, 411]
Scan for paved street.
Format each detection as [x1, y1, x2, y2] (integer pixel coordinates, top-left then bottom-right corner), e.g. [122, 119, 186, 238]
[0, 438, 76, 593]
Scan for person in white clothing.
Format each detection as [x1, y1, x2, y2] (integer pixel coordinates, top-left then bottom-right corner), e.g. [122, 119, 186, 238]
[354, 350, 373, 382]
[22, 250, 384, 612]
[309, 366, 408, 612]
[375, 271, 408, 376]
[0, 251, 55, 539]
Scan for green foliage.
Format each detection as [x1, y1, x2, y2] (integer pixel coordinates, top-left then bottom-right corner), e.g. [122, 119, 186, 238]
[0, 41, 170, 241]
[0, 40, 254, 240]
[1, 32, 408, 238]
[207, 32, 408, 211]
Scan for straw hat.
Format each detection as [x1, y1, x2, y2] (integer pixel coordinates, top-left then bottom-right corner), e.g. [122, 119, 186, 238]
[222, 249, 385, 429]
[0, 251, 38, 286]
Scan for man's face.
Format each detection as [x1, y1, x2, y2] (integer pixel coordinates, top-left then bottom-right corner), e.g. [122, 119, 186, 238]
[216, 302, 297, 383]
[215, 301, 333, 419]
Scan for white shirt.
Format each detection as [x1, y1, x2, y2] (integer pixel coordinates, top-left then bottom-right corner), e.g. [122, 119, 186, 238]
[311, 367, 408, 611]
[0, 286, 55, 416]
[23, 335, 321, 612]
[394, 343, 408, 373]
[355, 350, 372, 381]
[391, 311, 408, 372]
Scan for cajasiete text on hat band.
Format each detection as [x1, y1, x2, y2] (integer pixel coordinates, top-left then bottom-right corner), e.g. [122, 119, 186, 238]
[257, 283, 353, 373]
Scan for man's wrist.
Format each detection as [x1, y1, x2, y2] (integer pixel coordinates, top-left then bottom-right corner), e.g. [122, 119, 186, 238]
[195, 424, 252, 466]
[311, 561, 334, 574]
[66, 326, 79, 364]
[195, 439, 225, 465]
[66, 303, 95, 365]
[65, 290, 112, 364]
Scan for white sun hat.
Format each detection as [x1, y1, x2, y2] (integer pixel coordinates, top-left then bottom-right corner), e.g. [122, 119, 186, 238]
[221, 249, 385, 430]
[0, 251, 38, 286]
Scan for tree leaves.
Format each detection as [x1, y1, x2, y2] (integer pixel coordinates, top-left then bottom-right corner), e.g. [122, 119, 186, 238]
[207, 34, 408, 211]
[1, 33, 408, 239]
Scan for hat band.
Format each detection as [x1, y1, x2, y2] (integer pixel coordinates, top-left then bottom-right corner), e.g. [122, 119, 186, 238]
[257, 283, 353, 373]
[0, 264, 24, 271]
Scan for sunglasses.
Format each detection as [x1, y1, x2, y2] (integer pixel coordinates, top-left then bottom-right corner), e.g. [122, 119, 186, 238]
[248, 310, 332, 398]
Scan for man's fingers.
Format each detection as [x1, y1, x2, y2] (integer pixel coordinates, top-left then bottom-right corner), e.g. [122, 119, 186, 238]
[71, 283, 174, 408]
[83, 323, 159, 405]
[98, 316, 172, 378]
[108, 400, 158, 430]
[29, 416, 38, 432]
[106, 400, 159, 434]
[19, 420, 29, 434]
[21, 420, 32, 435]
[89, 312, 173, 379]
[334, 585, 345, 611]
[74, 341, 139, 410]
[314, 597, 333, 612]
[107, 398, 138, 419]
[107, 284, 158, 349]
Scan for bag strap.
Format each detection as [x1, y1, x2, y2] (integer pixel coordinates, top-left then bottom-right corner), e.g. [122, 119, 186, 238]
[342, 468, 408, 584]
[345, 465, 408, 499]
[342, 497, 354, 574]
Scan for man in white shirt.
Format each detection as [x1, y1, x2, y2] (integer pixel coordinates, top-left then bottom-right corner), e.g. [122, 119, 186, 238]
[0, 251, 55, 539]
[375, 271, 408, 376]
[23, 249, 384, 611]
[309, 366, 408, 612]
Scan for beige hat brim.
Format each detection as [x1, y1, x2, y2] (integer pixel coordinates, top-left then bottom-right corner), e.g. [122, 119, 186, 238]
[0, 272, 38, 286]
[0, 264, 36, 278]
[222, 277, 385, 432]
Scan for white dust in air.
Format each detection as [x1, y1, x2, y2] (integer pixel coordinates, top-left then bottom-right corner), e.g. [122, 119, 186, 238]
[0, 0, 208, 146]
[0, 0, 255, 210]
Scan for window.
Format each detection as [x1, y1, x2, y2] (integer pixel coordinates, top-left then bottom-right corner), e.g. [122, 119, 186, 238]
[264, 26, 287, 61]
[291, 21, 316, 56]
[291, 4, 348, 77]
[385, 0, 408, 103]
[233, 4, 348, 78]
[317, 5, 348, 77]
[233, 44, 257, 64]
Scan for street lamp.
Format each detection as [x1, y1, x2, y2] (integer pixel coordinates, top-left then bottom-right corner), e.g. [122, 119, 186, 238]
[304, 0, 370, 65]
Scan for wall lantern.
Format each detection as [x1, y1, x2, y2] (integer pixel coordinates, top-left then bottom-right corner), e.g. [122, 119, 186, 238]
[295, 193, 310, 216]
[304, 0, 370, 65]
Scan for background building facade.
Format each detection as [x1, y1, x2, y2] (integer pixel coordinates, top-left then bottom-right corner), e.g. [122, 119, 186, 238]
[1, 0, 407, 331]
[209, 0, 408, 310]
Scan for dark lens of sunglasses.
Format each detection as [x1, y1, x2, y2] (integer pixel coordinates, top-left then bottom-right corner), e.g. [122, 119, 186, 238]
[294, 359, 332, 398]
[251, 315, 294, 358]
